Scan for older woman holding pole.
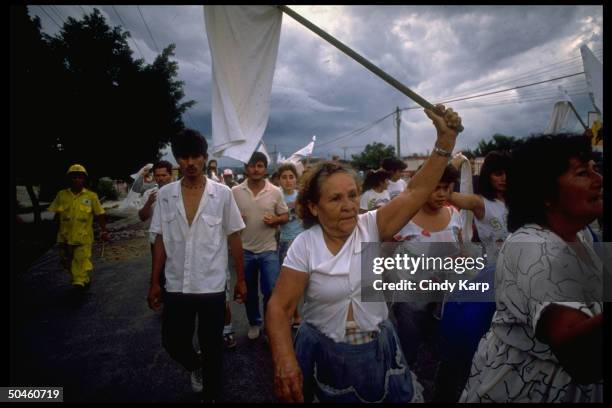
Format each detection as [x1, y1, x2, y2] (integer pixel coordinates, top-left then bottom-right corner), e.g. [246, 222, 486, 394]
[266, 106, 462, 403]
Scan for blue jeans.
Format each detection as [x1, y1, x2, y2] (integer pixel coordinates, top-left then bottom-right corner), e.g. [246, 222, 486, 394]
[294, 320, 415, 403]
[243, 250, 280, 326]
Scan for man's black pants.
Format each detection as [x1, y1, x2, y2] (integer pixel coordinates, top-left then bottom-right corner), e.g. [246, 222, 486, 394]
[162, 291, 225, 400]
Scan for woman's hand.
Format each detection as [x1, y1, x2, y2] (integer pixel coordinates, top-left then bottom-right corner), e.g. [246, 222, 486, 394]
[273, 355, 304, 402]
[425, 104, 461, 151]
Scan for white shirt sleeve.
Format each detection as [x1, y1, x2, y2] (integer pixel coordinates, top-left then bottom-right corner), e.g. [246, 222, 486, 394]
[149, 194, 162, 235]
[223, 189, 246, 236]
[361, 209, 380, 242]
[275, 189, 289, 215]
[282, 232, 309, 273]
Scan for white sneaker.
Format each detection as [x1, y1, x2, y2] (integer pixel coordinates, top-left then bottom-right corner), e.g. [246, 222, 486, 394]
[190, 368, 203, 393]
[247, 325, 261, 340]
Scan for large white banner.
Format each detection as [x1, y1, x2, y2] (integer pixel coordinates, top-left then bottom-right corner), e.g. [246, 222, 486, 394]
[204, 6, 282, 163]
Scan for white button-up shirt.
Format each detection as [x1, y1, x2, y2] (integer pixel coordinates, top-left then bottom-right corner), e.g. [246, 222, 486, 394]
[149, 178, 245, 294]
[283, 210, 388, 342]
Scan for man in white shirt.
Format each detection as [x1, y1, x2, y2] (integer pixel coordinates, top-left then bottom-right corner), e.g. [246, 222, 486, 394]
[232, 152, 288, 340]
[147, 129, 246, 402]
[381, 157, 408, 200]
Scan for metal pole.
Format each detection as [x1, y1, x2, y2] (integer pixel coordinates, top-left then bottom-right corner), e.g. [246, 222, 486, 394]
[277, 5, 464, 133]
[568, 102, 588, 130]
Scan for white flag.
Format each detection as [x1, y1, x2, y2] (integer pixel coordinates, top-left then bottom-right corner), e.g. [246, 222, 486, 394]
[545, 86, 573, 134]
[204, 6, 282, 163]
[580, 45, 603, 118]
[289, 135, 316, 158]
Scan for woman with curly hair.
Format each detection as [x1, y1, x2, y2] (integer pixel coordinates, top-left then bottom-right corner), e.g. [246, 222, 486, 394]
[265, 106, 462, 403]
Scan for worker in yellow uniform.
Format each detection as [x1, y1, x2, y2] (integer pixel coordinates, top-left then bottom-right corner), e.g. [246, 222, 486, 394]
[48, 164, 109, 290]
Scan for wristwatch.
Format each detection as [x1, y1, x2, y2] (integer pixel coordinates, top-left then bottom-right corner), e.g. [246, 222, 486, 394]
[433, 145, 452, 158]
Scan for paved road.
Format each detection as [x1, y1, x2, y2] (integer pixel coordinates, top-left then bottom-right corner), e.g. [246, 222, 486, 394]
[10, 233, 278, 403]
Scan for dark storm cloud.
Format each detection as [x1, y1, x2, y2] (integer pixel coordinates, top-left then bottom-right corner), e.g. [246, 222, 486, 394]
[29, 5, 602, 163]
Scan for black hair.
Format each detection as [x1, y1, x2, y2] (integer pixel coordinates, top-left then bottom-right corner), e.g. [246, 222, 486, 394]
[246, 151, 268, 168]
[381, 157, 407, 172]
[171, 128, 208, 160]
[478, 151, 512, 200]
[362, 170, 390, 192]
[506, 133, 593, 232]
[440, 163, 459, 184]
[153, 160, 173, 174]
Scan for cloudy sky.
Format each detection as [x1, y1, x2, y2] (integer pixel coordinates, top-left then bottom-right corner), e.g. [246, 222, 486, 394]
[28, 5, 603, 167]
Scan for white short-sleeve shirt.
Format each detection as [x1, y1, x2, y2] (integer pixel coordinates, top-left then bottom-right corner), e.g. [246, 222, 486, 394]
[149, 179, 245, 294]
[283, 210, 388, 342]
[386, 178, 407, 200]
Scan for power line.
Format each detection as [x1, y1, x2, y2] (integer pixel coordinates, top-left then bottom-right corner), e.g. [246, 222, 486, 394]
[316, 111, 396, 148]
[136, 5, 160, 54]
[400, 71, 585, 111]
[111, 5, 146, 61]
[436, 49, 600, 103]
[78, 5, 87, 14]
[48, 5, 67, 24]
[34, 5, 62, 30]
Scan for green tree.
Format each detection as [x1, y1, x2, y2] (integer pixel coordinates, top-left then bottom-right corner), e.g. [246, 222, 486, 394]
[10, 5, 66, 223]
[351, 143, 395, 171]
[11, 7, 196, 210]
[473, 134, 521, 157]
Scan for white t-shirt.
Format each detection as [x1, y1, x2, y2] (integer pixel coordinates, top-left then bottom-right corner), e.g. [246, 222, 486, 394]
[392, 206, 463, 308]
[461, 224, 603, 402]
[283, 210, 388, 342]
[386, 178, 407, 200]
[473, 197, 508, 266]
[359, 189, 390, 211]
[149, 179, 245, 294]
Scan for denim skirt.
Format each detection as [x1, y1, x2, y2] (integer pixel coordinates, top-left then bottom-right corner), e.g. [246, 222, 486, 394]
[294, 319, 422, 403]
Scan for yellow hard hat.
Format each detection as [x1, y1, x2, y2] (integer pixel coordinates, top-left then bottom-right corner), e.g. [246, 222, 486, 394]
[67, 164, 88, 175]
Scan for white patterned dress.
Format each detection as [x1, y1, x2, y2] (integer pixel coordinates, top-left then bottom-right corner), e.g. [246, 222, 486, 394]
[460, 224, 603, 402]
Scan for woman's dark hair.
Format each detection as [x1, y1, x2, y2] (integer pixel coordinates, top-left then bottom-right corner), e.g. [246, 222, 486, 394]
[478, 151, 512, 200]
[362, 170, 390, 192]
[297, 161, 359, 229]
[171, 128, 208, 159]
[415, 163, 459, 185]
[381, 157, 407, 172]
[440, 163, 459, 184]
[506, 133, 592, 232]
[153, 160, 173, 174]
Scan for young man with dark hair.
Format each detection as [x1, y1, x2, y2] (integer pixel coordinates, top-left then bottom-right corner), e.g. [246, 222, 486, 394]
[231, 151, 288, 340]
[381, 157, 408, 200]
[147, 128, 247, 402]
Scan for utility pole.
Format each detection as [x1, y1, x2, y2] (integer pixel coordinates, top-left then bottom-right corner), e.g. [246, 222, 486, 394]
[395, 106, 401, 159]
[342, 146, 348, 161]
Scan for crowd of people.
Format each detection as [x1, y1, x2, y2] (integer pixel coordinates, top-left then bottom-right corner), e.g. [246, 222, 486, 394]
[46, 105, 603, 402]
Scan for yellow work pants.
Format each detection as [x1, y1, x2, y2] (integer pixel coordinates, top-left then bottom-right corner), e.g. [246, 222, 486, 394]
[59, 244, 93, 286]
